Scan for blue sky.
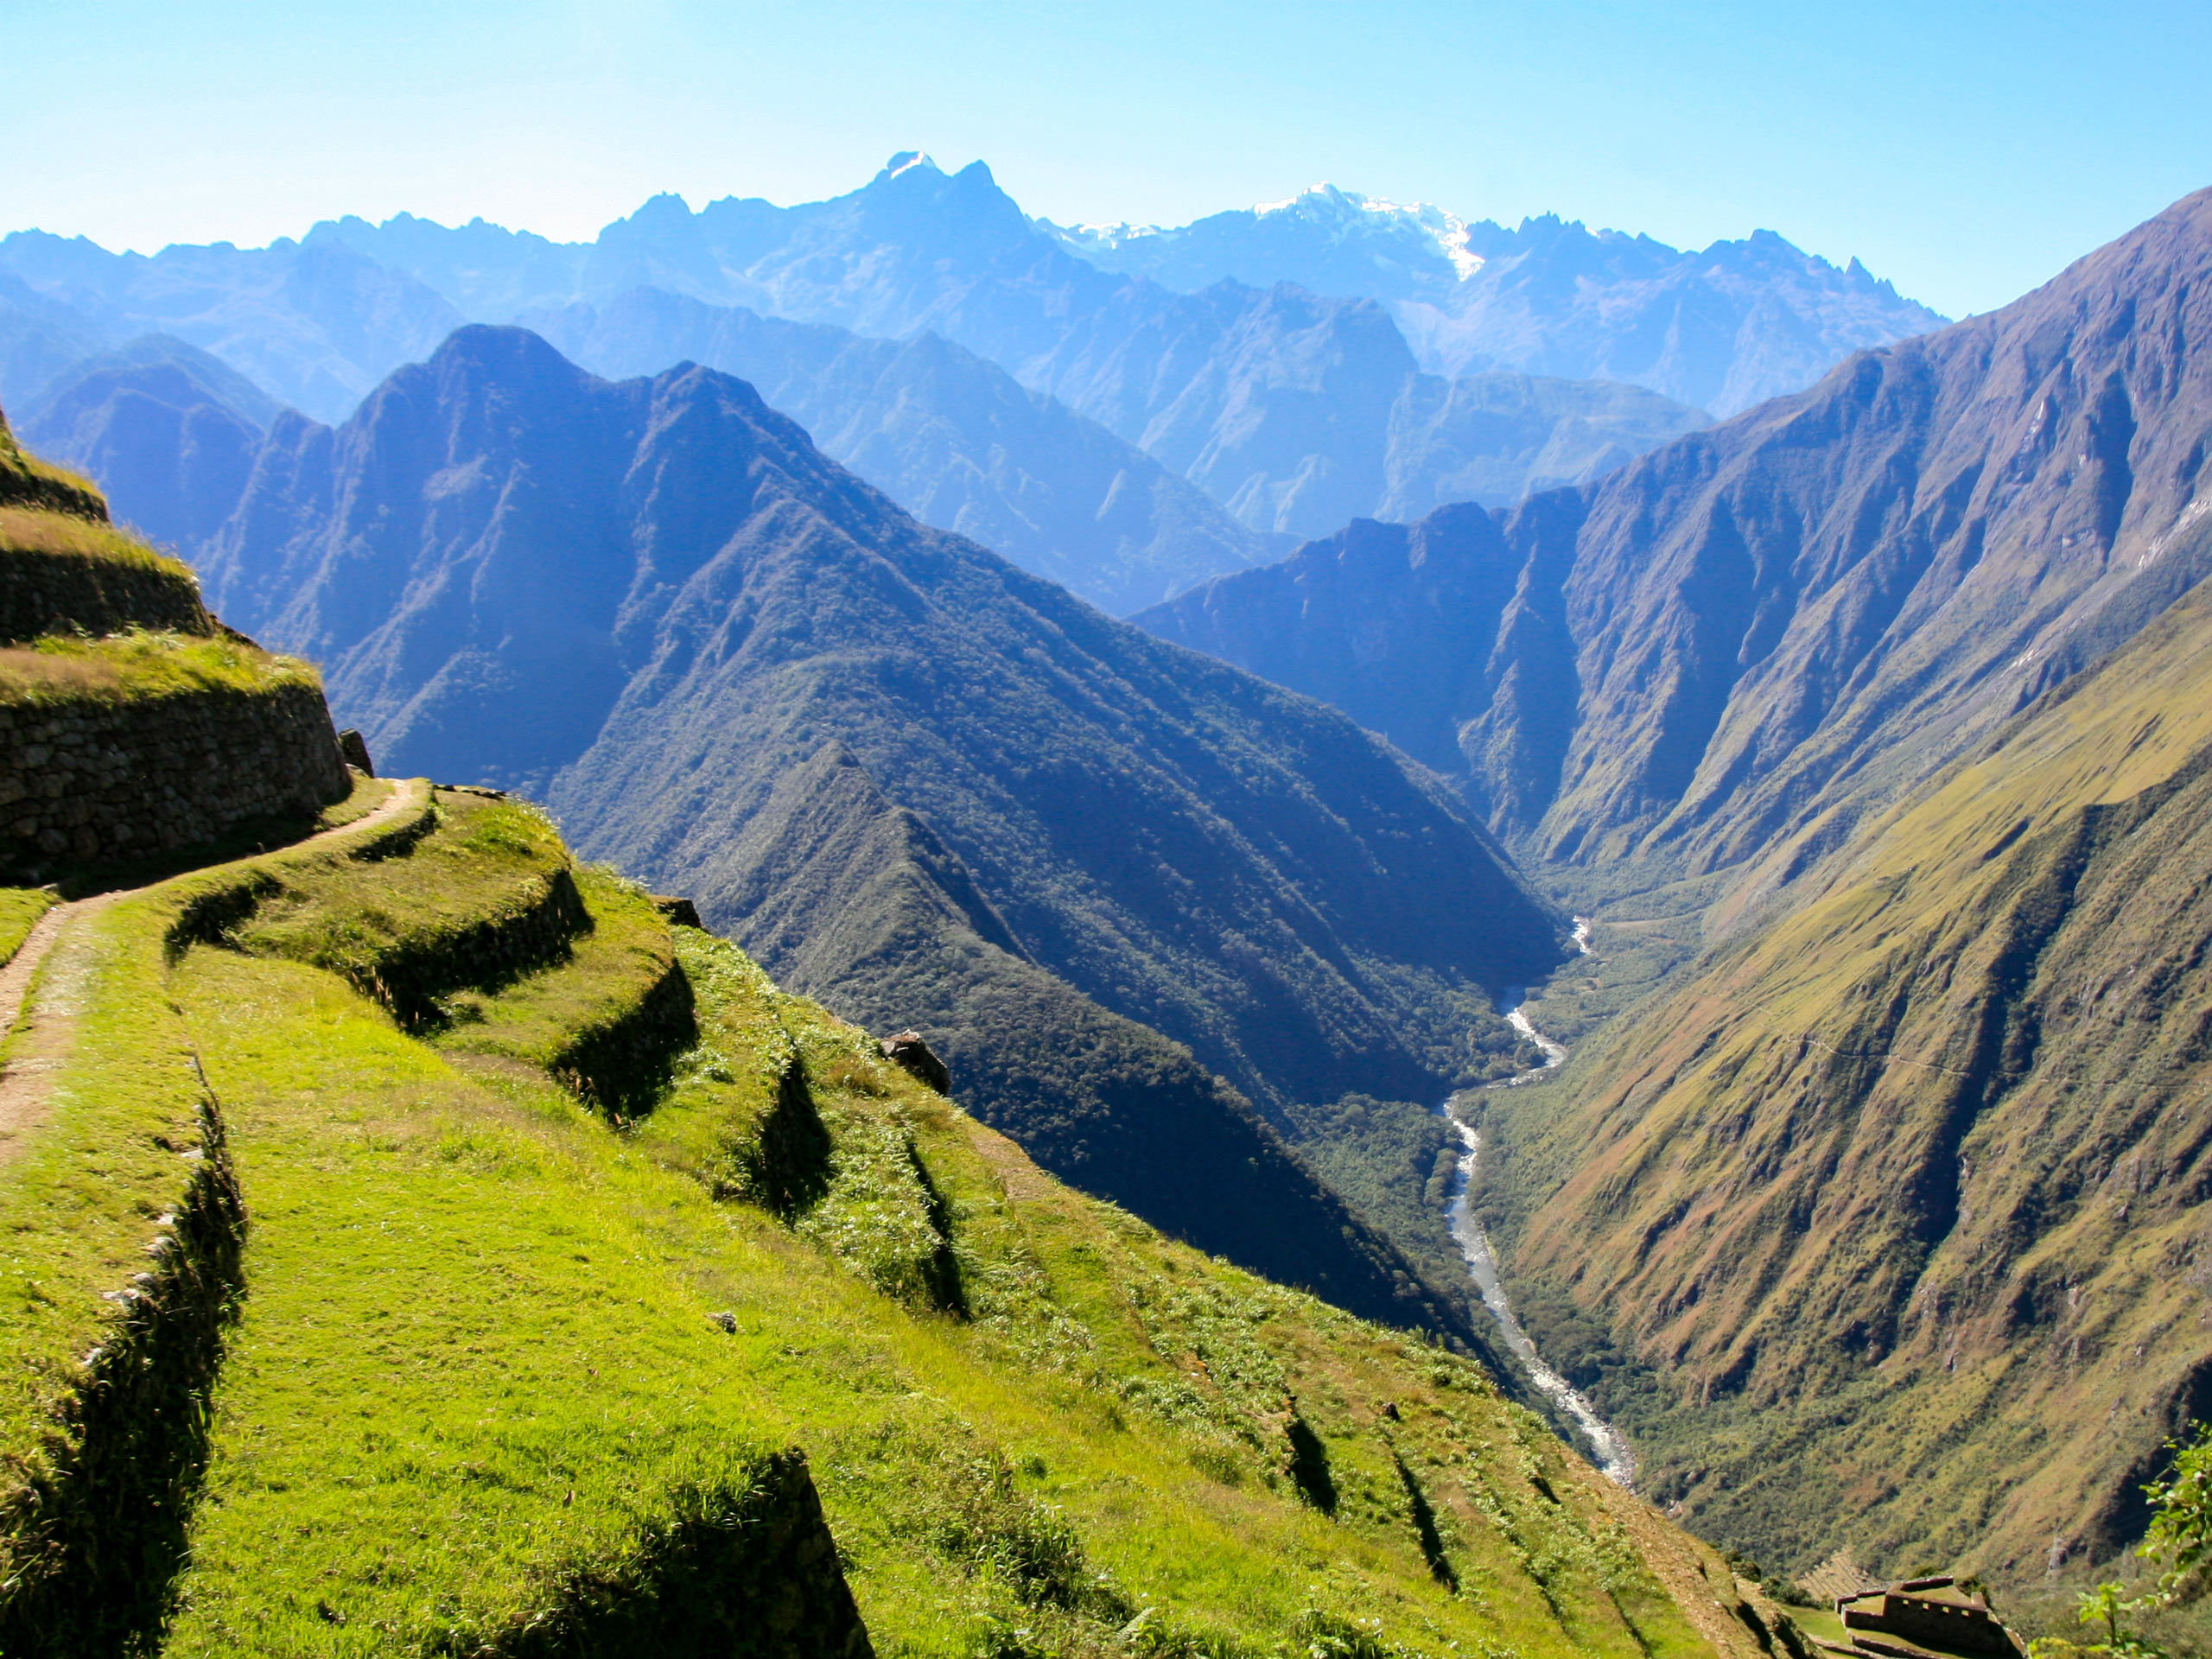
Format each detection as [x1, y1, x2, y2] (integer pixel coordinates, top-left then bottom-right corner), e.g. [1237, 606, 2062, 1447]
[6, 0, 2209, 319]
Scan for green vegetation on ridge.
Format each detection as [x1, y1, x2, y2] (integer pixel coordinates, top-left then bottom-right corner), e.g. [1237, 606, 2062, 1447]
[0, 504, 197, 579]
[0, 629, 318, 707]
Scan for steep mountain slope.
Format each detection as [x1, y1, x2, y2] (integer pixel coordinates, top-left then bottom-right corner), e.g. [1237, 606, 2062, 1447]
[1141, 189, 2212, 904]
[195, 325, 1567, 1331]
[529, 288, 1283, 612]
[20, 337, 278, 549]
[1472, 562, 2212, 1586]
[1050, 185, 1944, 414]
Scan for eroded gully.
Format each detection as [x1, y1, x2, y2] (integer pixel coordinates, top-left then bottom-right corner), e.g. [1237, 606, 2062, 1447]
[1441, 918, 1637, 1486]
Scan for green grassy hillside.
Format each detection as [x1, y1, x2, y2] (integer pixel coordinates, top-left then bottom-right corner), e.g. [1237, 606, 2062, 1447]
[1473, 574, 2212, 1596]
[0, 777, 1786, 1657]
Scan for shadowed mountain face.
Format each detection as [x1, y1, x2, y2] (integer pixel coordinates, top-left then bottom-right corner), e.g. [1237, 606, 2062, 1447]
[1141, 189, 2212, 904]
[1048, 186, 1946, 416]
[195, 324, 1566, 1338]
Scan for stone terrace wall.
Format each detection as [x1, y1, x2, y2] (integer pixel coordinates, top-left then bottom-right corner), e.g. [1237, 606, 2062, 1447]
[0, 549, 212, 643]
[0, 682, 349, 881]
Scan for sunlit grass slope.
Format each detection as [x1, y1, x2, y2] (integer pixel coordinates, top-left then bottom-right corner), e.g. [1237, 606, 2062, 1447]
[0, 629, 320, 706]
[0, 779, 1783, 1656]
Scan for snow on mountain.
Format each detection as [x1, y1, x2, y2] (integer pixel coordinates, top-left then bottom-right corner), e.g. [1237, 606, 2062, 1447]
[1053, 184, 1484, 282]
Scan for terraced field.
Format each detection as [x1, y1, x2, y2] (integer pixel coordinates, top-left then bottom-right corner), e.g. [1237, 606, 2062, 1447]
[0, 776, 1796, 1657]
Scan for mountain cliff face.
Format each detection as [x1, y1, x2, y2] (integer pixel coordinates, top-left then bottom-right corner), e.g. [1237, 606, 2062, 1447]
[1049, 186, 1945, 415]
[196, 324, 1567, 1334]
[1478, 562, 2212, 1583]
[1142, 189, 2212, 902]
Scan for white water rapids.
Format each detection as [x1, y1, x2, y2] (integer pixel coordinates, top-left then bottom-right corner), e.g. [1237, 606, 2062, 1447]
[1441, 918, 1637, 1486]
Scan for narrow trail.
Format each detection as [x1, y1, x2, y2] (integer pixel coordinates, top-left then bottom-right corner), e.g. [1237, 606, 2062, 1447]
[0, 781, 424, 1165]
[1440, 916, 1637, 1486]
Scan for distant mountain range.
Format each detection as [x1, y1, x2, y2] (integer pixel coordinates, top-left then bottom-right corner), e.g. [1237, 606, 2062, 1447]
[186, 323, 1568, 1352]
[1048, 181, 1945, 414]
[1, 154, 1941, 597]
[27, 316, 1281, 617]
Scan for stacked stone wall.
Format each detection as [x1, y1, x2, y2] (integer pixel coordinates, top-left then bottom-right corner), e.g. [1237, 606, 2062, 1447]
[0, 549, 212, 643]
[0, 683, 348, 881]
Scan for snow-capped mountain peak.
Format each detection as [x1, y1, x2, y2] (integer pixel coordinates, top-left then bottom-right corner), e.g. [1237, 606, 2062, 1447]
[1249, 184, 1484, 279]
[877, 151, 941, 182]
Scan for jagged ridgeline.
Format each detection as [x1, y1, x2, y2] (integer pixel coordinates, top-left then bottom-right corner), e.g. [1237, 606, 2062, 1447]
[0, 420, 1788, 1655]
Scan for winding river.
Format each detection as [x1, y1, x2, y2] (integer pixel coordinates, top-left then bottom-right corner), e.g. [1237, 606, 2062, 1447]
[1441, 918, 1637, 1486]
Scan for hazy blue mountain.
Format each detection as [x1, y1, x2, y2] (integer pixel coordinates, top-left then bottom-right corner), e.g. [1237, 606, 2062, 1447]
[529, 289, 1283, 612]
[1046, 182, 1478, 300]
[1049, 185, 1947, 415]
[18, 335, 280, 548]
[5, 156, 1891, 541]
[191, 324, 1567, 1341]
[0, 230, 464, 423]
[0, 271, 113, 407]
[33, 332, 283, 429]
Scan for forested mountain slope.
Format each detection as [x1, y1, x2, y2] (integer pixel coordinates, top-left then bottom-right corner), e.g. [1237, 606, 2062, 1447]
[1141, 188, 2212, 905]
[1472, 560, 2212, 1586]
[194, 324, 1567, 1335]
